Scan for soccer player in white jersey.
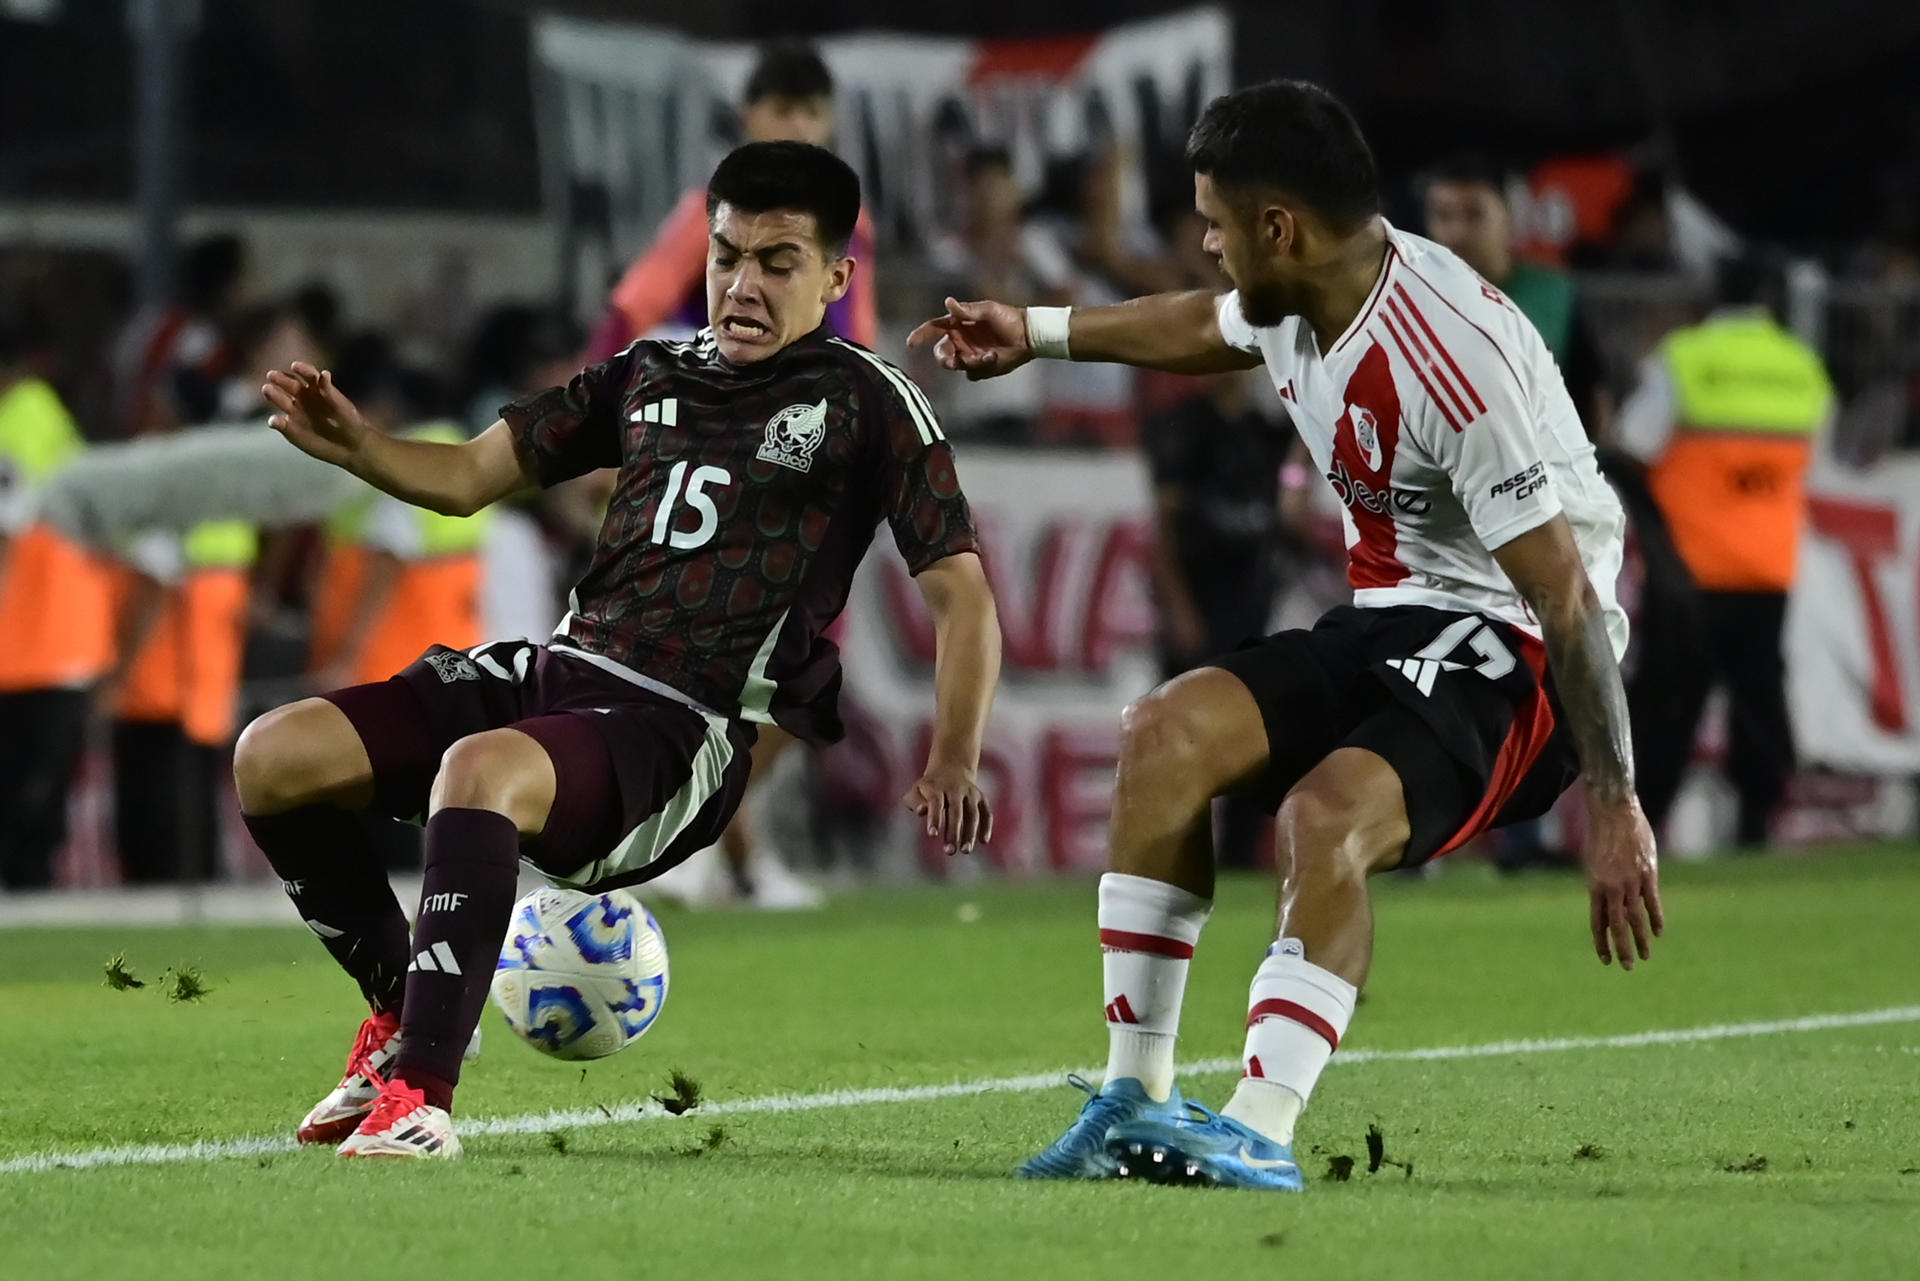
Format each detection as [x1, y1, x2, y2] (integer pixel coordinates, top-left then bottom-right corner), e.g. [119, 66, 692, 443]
[911, 80, 1661, 1192]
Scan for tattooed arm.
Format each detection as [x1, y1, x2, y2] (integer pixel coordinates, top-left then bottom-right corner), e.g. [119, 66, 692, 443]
[1495, 515, 1664, 970]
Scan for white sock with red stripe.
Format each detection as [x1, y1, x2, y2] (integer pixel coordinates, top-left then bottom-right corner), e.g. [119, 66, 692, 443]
[1098, 872, 1211, 1102]
[1221, 940, 1358, 1144]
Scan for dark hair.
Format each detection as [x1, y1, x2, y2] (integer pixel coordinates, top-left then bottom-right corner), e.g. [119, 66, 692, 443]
[744, 40, 834, 105]
[964, 144, 1013, 180]
[464, 303, 580, 399]
[706, 141, 861, 256]
[291, 280, 342, 349]
[334, 330, 444, 420]
[1715, 247, 1786, 311]
[1424, 152, 1509, 200]
[182, 234, 246, 312]
[1185, 80, 1379, 230]
[228, 302, 294, 365]
[330, 331, 395, 405]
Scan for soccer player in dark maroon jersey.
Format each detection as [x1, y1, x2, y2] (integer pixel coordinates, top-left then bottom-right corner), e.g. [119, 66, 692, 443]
[239, 141, 1001, 1159]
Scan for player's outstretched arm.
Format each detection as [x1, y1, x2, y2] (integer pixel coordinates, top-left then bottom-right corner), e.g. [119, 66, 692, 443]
[1495, 517, 1663, 971]
[263, 362, 529, 517]
[905, 551, 1001, 855]
[907, 292, 1262, 381]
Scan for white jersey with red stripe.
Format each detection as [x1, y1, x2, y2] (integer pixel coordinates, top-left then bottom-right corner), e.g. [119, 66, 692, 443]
[1216, 222, 1628, 657]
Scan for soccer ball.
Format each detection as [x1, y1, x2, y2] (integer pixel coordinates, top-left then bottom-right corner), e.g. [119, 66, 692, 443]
[489, 886, 670, 1061]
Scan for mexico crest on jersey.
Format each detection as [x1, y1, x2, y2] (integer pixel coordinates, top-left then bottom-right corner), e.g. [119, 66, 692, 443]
[757, 400, 830, 473]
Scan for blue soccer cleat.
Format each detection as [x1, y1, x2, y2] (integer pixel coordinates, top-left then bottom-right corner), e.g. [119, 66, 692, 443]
[1016, 1075, 1186, 1180]
[1105, 1102, 1304, 1191]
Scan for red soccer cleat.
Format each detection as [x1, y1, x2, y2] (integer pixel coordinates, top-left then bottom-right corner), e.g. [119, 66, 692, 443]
[295, 1012, 402, 1145]
[335, 1078, 461, 1159]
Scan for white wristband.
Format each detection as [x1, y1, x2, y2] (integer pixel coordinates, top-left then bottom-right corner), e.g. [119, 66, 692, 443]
[1026, 306, 1073, 361]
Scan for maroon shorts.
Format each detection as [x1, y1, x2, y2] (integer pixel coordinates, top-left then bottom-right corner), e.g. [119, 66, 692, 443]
[324, 640, 757, 889]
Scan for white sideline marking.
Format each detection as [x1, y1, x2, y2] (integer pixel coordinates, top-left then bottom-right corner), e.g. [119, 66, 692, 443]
[4, 1004, 1916, 1177]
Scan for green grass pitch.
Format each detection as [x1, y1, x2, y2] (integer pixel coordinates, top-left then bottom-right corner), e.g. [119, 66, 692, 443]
[2, 846, 1918, 1279]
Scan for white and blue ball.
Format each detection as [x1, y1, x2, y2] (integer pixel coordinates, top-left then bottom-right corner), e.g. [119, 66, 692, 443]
[489, 886, 670, 1061]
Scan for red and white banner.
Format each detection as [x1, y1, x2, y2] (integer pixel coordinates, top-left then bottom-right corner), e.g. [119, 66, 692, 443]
[531, 8, 1231, 318]
[828, 449, 1159, 877]
[1787, 456, 1920, 773]
[830, 450, 1920, 875]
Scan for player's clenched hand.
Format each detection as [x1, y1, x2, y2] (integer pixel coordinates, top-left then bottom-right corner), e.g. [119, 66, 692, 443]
[261, 362, 372, 469]
[906, 297, 1035, 382]
[903, 762, 993, 856]
[1581, 795, 1663, 970]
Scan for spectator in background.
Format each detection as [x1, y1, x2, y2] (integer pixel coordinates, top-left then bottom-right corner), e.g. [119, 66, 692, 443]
[1606, 170, 1680, 272]
[458, 305, 596, 643]
[925, 146, 1059, 442]
[587, 41, 876, 358]
[306, 334, 491, 871]
[112, 233, 248, 436]
[1136, 201, 1236, 417]
[1836, 197, 1920, 460]
[218, 302, 321, 420]
[587, 42, 871, 912]
[1142, 367, 1304, 868]
[215, 300, 327, 647]
[1021, 148, 1178, 447]
[308, 332, 489, 696]
[1423, 154, 1611, 437]
[100, 513, 257, 883]
[97, 280, 282, 883]
[461, 305, 580, 440]
[0, 311, 114, 889]
[291, 281, 344, 364]
[1613, 250, 1835, 847]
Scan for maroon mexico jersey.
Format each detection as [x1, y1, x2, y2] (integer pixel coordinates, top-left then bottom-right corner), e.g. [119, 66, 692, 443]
[501, 325, 978, 743]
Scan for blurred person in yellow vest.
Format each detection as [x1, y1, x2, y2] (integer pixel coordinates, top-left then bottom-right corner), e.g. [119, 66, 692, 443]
[306, 337, 490, 871]
[309, 333, 490, 694]
[100, 517, 257, 882]
[0, 314, 116, 889]
[309, 422, 490, 693]
[1613, 250, 1833, 846]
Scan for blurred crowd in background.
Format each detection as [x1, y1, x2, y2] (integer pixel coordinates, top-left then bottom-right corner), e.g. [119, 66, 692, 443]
[3, 10, 1918, 894]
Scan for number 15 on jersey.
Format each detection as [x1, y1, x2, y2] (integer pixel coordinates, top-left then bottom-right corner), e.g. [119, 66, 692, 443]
[650, 462, 732, 550]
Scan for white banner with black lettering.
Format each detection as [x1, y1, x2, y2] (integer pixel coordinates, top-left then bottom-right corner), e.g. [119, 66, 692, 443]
[530, 8, 1231, 316]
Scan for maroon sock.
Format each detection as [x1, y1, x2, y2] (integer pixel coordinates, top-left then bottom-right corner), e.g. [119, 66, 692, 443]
[243, 806, 410, 1015]
[391, 807, 520, 1112]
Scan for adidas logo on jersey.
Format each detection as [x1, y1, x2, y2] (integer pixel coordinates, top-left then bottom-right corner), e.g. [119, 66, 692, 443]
[631, 399, 679, 426]
[407, 942, 463, 975]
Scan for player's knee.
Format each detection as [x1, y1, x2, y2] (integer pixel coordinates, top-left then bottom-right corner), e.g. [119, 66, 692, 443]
[1275, 782, 1403, 882]
[1118, 685, 1218, 795]
[431, 731, 549, 831]
[234, 699, 356, 816]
